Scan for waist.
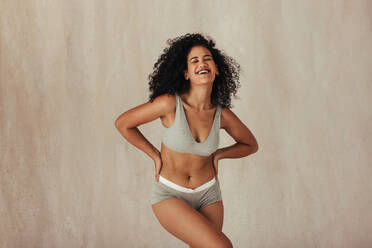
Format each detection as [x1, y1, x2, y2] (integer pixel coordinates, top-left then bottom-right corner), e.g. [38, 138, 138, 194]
[159, 161, 216, 189]
[158, 175, 217, 192]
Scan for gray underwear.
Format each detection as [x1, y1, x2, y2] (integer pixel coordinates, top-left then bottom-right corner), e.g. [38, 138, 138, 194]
[150, 175, 222, 211]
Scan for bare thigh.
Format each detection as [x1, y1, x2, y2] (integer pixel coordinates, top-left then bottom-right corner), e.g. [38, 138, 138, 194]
[189, 200, 225, 248]
[152, 198, 233, 248]
[199, 200, 224, 232]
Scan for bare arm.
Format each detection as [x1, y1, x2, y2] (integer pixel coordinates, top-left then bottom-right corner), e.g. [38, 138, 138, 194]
[114, 94, 174, 161]
[214, 108, 259, 160]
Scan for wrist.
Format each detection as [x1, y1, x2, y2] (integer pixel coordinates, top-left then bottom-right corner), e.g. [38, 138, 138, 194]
[213, 149, 223, 161]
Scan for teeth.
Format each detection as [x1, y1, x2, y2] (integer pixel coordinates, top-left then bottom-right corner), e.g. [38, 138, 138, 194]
[198, 70, 209, 74]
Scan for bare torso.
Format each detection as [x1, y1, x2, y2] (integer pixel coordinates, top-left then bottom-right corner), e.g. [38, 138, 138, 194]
[159, 94, 219, 189]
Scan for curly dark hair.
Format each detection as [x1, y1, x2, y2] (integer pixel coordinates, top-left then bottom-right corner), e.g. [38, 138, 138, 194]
[147, 33, 241, 109]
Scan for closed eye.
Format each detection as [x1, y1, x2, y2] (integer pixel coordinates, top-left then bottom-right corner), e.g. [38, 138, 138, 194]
[192, 58, 212, 63]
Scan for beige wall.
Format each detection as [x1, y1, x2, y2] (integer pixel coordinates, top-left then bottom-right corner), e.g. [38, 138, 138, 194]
[1, 0, 371, 247]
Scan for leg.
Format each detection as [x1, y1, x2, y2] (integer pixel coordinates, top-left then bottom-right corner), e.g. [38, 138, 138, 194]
[189, 200, 227, 248]
[198, 179, 225, 232]
[152, 198, 233, 248]
[199, 200, 224, 232]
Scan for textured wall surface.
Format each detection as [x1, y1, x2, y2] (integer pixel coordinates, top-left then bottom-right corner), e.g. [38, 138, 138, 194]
[1, 0, 372, 247]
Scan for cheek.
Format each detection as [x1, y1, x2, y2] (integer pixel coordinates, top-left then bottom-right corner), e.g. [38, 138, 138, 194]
[188, 65, 196, 74]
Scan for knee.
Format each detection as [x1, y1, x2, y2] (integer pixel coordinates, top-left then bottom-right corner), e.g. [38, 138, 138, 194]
[209, 235, 233, 248]
[189, 236, 233, 248]
[219, 240, 233, 248]
[217, 241, 233, 248]
[189, 245, 232, 248]
[212, 242, 233, 248]
[220, 235, 233, 248]
[190, 242, 232, 248]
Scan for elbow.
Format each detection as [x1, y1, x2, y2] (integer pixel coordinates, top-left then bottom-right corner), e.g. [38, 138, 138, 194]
[114, 119, 121, 129]
[115, 119, 135, 132]
[115, 118, 126, 130]
[250, 143, 259, 154]
[254, 145, 259, 153]
[114, 119, 119, 127]
[241, 142, 258, 156]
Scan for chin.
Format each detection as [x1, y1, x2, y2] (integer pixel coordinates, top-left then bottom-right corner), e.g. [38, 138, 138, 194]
[194, 79, 213, 84]
[194, 78, 215, 84]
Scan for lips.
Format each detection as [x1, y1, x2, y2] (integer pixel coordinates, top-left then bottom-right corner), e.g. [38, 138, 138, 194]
[196, 68, 210, 74]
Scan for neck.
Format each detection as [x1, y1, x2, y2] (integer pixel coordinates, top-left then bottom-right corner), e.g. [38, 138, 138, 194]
[181, 87, 214, 111]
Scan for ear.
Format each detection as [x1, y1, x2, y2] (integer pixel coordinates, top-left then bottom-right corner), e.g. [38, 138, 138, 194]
[184, 70, 189, 80]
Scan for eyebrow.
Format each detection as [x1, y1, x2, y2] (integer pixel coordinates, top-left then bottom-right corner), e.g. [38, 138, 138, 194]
[189, 54, 212, 61]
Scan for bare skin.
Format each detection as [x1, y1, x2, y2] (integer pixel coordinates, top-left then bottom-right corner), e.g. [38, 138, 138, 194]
[158, 92, 219, 188]
[115, 46, 258, 247]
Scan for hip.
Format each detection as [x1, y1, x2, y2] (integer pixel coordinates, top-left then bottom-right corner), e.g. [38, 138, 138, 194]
[159, 164, 216, 189]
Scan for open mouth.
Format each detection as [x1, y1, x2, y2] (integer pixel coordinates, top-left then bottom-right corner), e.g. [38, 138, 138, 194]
[196, 69, 210, 75]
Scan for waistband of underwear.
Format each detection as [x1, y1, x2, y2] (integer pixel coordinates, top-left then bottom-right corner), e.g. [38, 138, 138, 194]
[159, 175, 216, 193]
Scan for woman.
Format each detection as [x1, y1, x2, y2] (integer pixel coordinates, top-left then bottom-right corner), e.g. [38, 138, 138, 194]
[115, 33, 258, 248]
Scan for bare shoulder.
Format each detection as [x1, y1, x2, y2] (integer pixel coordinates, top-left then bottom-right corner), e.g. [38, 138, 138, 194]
[156, 93, 177, 111]
[220, 107, 240, 130]
[220, 107, 258, 148]
[114, 93, 176, 129]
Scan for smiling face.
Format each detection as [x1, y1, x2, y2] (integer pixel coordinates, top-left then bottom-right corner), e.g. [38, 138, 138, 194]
[184, 46, 219, 85]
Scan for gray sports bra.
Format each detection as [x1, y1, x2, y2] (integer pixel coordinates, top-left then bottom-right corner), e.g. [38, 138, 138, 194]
[162, 93, 221, 156]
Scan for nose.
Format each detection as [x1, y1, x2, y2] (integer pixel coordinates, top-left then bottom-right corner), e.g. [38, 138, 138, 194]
[198, 61, 208, 69]
[200, 60, 208, 66]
